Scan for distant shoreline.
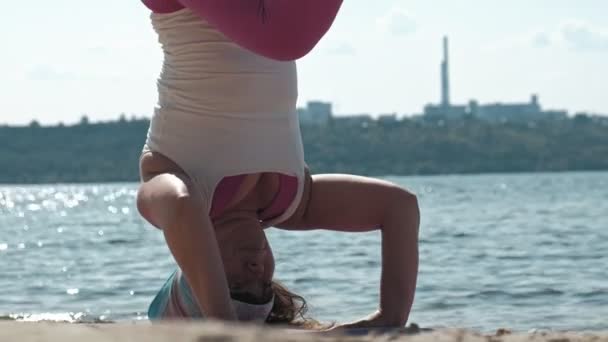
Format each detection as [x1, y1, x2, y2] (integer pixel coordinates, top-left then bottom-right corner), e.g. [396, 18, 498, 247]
[2, 116, 607, 184]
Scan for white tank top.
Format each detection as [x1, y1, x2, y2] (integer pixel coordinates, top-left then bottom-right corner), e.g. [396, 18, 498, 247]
[145, 8, 306, 226]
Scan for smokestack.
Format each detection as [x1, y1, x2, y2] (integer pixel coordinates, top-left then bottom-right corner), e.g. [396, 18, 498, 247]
[441, 36, 450, 107]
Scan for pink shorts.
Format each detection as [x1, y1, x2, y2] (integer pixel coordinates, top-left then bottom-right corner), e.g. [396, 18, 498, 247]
[209, 173, 298, 223]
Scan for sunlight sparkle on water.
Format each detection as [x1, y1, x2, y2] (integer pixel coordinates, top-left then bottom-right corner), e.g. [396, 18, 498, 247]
[66, 288, 79, 295]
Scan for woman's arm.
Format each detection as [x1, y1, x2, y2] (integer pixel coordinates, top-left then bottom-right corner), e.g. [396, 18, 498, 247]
[176, 0, 343, 61]
[137, 168, 237, 321]
[277, 173, 420, 327]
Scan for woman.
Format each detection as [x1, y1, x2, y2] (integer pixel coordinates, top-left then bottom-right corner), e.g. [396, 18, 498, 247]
[137, 0, 420, 329]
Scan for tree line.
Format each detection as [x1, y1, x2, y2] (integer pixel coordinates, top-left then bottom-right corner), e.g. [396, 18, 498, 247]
[1, 114, 607, 184]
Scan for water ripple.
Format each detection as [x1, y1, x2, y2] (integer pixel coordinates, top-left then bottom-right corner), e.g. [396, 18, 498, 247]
[1, 172, 607, 331]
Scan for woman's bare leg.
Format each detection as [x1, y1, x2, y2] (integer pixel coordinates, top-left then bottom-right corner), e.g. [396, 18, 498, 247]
[279, 173, 420, 326]
[137, 155, 236, 320]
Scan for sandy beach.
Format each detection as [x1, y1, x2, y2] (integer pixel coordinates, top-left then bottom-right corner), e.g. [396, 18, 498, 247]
[1, 321, 606, 342]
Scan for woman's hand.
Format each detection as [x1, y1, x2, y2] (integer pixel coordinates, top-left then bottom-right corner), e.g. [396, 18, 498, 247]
[323, 310, 402, 332]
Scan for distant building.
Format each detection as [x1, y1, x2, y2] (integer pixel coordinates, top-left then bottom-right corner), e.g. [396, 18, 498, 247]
[542, 110, 568, 119]
[298, 101, 332, 125]
[424, 103, 467, 119]
[473, 95, 540, 121]
[333, 114, 374, 127]
[423, 36, 568, 122]
[424, 36, 466, 119]
[440, 36, 450, 109]
[472, 95, 567, 122]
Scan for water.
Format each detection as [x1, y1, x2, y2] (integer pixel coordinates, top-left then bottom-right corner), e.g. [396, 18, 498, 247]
[1, 172, 607, 332]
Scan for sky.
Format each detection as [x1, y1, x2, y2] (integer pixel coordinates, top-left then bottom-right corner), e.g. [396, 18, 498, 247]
[1, 0, 607, 125]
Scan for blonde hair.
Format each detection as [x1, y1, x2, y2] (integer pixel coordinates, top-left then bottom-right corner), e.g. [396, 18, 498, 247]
[266, 280, 325, 329]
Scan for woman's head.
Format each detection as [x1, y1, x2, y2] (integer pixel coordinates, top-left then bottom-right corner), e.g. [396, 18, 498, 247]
[214, 212, 275, 303]
[213, 212, 314, 326]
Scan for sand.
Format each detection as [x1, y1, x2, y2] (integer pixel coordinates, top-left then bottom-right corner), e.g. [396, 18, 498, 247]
[1, 321, 607, 342]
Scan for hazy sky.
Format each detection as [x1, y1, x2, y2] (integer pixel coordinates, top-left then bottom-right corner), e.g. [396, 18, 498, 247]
[1, 0, 607, 125]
